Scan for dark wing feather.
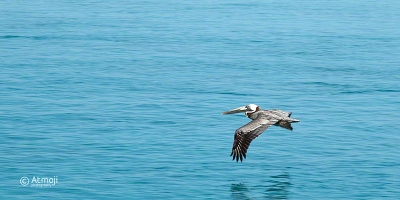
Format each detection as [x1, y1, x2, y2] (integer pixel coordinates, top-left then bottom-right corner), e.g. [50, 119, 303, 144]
[231, 114, 279, 162]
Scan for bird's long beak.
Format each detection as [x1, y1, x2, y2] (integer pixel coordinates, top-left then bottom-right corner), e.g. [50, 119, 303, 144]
[222, 106, 247, 115]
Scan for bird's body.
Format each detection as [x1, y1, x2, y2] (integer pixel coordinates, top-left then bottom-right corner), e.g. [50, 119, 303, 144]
[222, 104, 300, 162]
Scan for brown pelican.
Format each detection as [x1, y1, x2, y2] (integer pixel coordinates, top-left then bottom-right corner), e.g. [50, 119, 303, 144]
[222, 104, 300, 162]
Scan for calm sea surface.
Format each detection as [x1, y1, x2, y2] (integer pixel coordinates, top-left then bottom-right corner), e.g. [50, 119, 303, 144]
[1, 1, 399, 199]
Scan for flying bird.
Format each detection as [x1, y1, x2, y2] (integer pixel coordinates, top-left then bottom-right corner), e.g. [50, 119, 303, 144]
[222, 104, 300, 162]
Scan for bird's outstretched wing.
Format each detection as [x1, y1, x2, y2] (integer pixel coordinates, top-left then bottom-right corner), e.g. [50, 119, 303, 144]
[231, 114, 279, 162]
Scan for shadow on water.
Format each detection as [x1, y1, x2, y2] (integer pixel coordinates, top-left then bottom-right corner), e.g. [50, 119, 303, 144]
[231, 183, 252, 200]
[264, 172, 291, 199]
[231, 172, 291, 200]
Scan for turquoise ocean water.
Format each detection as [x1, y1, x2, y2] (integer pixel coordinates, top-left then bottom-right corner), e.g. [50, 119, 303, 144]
[1, 1, 399, 199]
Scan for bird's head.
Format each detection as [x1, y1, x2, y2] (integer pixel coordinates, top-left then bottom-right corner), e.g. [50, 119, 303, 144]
[222, 104, 260, 117]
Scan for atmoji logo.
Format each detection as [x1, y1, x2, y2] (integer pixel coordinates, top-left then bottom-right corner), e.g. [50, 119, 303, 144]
[20, 176, 58, 187]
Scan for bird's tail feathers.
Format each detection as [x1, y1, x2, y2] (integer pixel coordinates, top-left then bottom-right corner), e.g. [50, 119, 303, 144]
[277, 121, 293, 131]
[277, 118, 300, 131]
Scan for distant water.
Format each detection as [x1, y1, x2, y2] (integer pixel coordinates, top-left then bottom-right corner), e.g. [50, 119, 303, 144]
[1, 1, 399, 199]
